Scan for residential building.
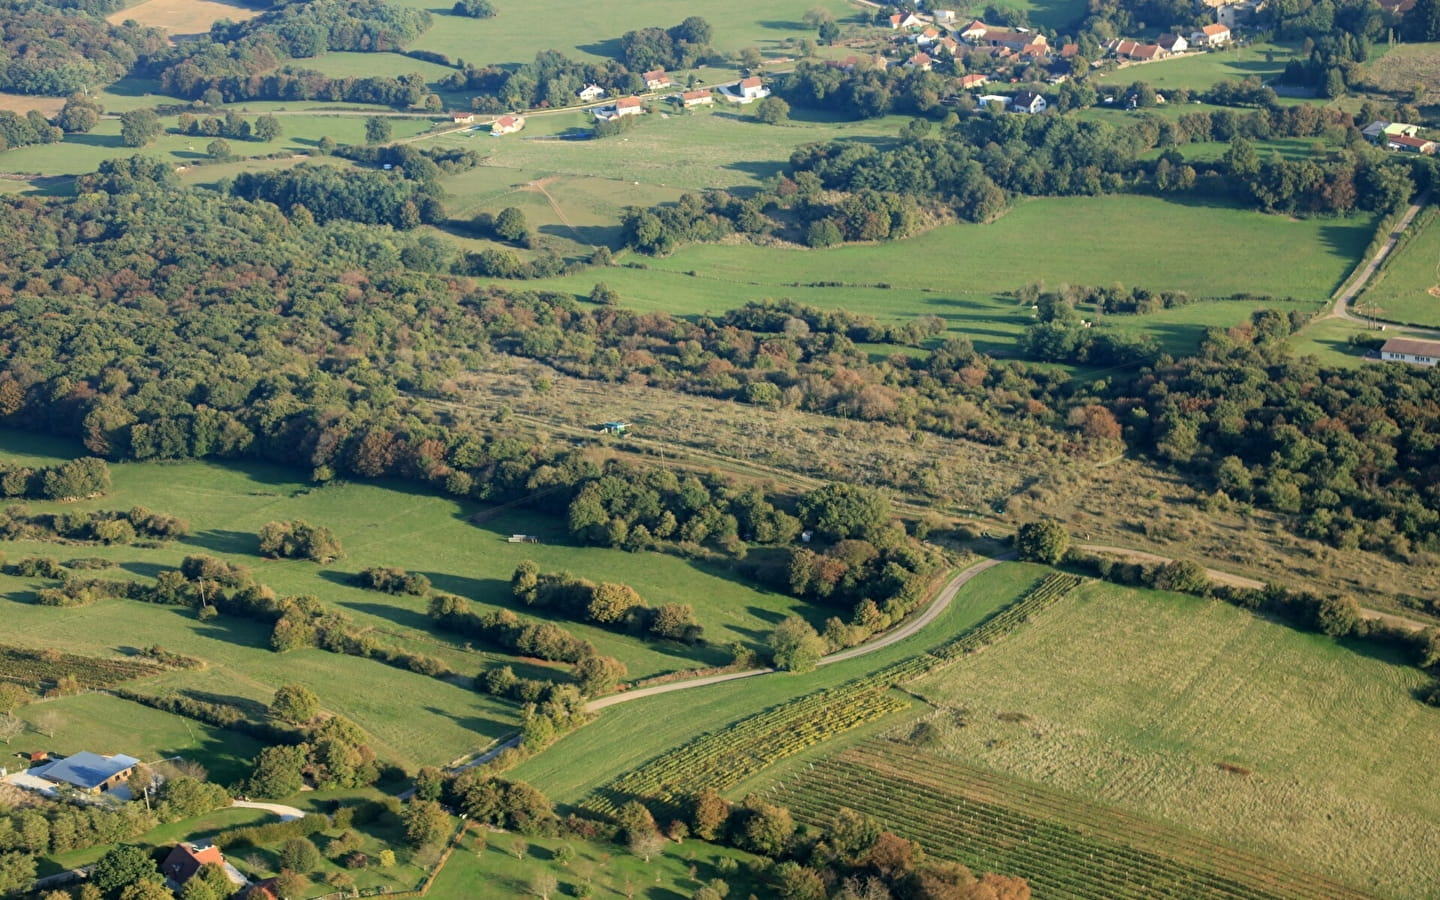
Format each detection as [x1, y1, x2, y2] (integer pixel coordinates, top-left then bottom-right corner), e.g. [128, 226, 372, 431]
[1011, 91, 1047, 113]
[1363, 120, 1420, 143]
[491, 114, 524, 135]
[908, 52, 934, 70]
[1390, 134, 1436, 154]
[681, 89, 713, 108]
[1191, 23, 1231, 45]
[959, 73, 990, 89]
[642, 69, 672, 90]
[1157, 33, 1189, 52]
[33, 751, 139, 794]
[578, 84, 606, 101]
[1130, 43, 1169, 60]
[1381, 337, 1440, 365]
[162, 843, 231, 888]
[739, 76, 767, 100]
[615, 97, 643, 117]
[450, 112, 476, 125]
[889, 12, 923, 28]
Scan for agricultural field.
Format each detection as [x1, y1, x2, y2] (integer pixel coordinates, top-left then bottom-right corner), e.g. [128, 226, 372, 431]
[511, 563, 1050, 804]
[427, 831, 765, 900]
[0, 93, 66, 116]
[1358, 41, 1440, 108]
[1358, 207, 1440, 326]
[107, 0, 263, 35]
[1095, 43, 1302, 92]
[0, 114, 440, 178]
[13, 692, 264, 787]
[891, 579, 1440, 899]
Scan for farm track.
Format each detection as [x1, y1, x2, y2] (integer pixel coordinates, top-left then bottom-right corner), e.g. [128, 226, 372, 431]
[774, 741, 1380, 900]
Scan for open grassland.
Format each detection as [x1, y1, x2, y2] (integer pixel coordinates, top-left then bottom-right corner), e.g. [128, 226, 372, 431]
[396, 0, 862, 66]
[1143, 136, 1340, 163]
[13, 693, 263, 786]
[509, 563, 1046, 805]
[1095, 43, 1301, 92]
[0, 429, 815, 680]
[108, 0, 262, 34]
[1359, 206, 1440, 326]
[428, 832, 764, 900]
[772, 741, 1379, 900]
[982, 0, 1089, 30]
[1359, 41, 1440, 108]
[0, 114, 438, 177]
[899, 580, 1440, 899]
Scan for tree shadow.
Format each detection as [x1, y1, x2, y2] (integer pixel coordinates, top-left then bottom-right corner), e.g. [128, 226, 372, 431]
[3, 589, 37, 605]
[578, 38, 623, 59]
[121, 560, 171, 579]
[536, 222, 619, 248]
[338, 599, 438, 635]
[419, 571, 510, 603]
[182, 529, 258, 555]
[420, 705, 510, 740]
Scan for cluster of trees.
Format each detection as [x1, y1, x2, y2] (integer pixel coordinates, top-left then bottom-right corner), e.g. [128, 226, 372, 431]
[1020, 290, 1159, 368]
[1200, 135, 1416, 217]
[165, 64, 438, 107]
[0, 110, 62, 152]
[777, 63, 957, 121]
[258, 520, 344, 562]
[511, 562, 705, 643]
[438, 49, 634, 113]
[228, 164, 446, 229]
[0, 9, 165, 95]
[245, 713, 385, 797]
[355, 565, 431, 595]
[451, 0, 495, 17]
[618, 17, 713, 72]
[175, 110, 281, 142]
[427, 593, 595, 665]
[0, 504, 187, 545]
[0, 457, 110, 501]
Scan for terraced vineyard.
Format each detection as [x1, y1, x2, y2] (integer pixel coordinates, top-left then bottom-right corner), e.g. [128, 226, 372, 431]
[0, 644, 166, 689]
[583, 572, 1084, 818]
[774, 742, 1378, 900]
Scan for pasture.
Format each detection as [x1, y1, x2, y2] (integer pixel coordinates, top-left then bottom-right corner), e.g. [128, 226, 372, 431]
[1359, 206, 1440, 327]
[1359, 41, 1440, 108]
[108, 0, 263, 35]
[899, 579, 1440, 899]
[1095, 43, 1302, 92]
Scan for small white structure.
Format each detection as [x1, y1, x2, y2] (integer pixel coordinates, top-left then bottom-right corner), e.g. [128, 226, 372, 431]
[1157, 32, 1188, 52]
[578, 84, 606, 101]
[451, 111, 476, 125]
[615, 96, 643, 117]
[1381, 337, 1440, 366]
[889, 11, 924, 28]
[491, 114, 525, 135]
[739, 76, 767, 100]
[933, 9, 957, 23]
[1190, 23, 1231, 46]
[680, 89, 714, 108]
[1011, 90, 1047, 113]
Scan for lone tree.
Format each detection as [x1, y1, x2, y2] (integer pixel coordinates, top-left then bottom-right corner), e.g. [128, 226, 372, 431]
[493, 206, 530, 245]
[769, 616, 827, 673]
[754, 96, 790, 125]
[365, 116, 393, 144]
[271, 683, 320, 724]
[119, 109, 162, 147]
[91, 845, 160, 894]
[1014, 520, 1069, 565]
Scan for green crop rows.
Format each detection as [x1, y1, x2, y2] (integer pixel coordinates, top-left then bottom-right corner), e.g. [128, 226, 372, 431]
[583, 572, 1085, 817]
[0, 644, 164, 690]
[772, 743, 1376, 900]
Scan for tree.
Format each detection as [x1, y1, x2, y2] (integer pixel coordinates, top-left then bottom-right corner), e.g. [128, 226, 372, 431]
[0, 715, 22, 745]
[629, 830, 667, 862]
[365, 116, 393, 144]
[769, 616, 826, 673]
[589, 282, 619, 305]
[573, 654, 627, 696]
[119, 882, 174, 900]
[453, 0, 497, 16]
[253, 115, 282, 142]
[119, 110, 162, 147]
[588, 582, 643, 623]
[273, 869, 309, 899]
[493, 206, 530, 244]
[404, 799, 450, 847]
[690, 788, 730, 840]
[530, 871, 559, 899]
[1014, 520, 1068, 565]
[281, 837, 322, 874]
[246, 744, 307, 798]
[206, 139, 232, 160]
[735, 800, 793, 856]
[818, 20, 841, 43]
[271, 684, 320, 724]
[799, 483, 891, 540]
[1403, 0, 1440, 41]
[772, 862, 826, 900]
[0, 682, 28, 715]
[754, 97, 790, 125]
[414, 766, 444, 801]
[127, 763, 156, 808]
[92, 845, 160, 894]
[56, 94, 102, 133]
[0, 853, 37, 894]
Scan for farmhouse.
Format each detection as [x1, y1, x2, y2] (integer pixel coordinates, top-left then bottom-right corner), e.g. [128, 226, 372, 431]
[642, 69, 672, 90]
[1363, 121, 1419, 143]
[739, 76, 767, 100]
[1011, 91, 1047, 113]
[33, 751, 139, 794]
[889, 12, 923, 28]
[936, 36, 960, 55]
[1381, 337, 1440, 366]
[578, 83, 606, 101]
[681, 89, 713, 108]
[491, 114, 524, 135]
[916, 26, 941, 44]
[1191, 23, 1231, 46]
[614, 97, 643, 117]
[959, 19, 990, 40]
[1157, 33, 1189, 52]
[1131, 43, 1169, 60]
[450, 112, 476, 125]
[959, 73, 990, 88]
[162, 842, 244, 890]
[1390, 134, 1436, 154]
[908, 52, 934, 70]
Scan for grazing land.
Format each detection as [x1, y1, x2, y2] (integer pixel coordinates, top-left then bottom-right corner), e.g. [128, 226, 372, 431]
[107, 0, 263, 34]
[1095, 43, 1302, 92]
[1359, 41, 1440, 108]
[1359, 207, 1440, 326]
[890, 579, 1440, 899]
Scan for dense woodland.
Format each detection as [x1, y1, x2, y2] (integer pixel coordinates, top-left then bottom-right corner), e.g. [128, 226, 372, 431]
[0, 6, 165, 94]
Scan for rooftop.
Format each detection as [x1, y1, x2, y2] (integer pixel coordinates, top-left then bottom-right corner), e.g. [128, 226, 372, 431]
[1382, 337, 1440, 356]
[34, 751, 140, 790]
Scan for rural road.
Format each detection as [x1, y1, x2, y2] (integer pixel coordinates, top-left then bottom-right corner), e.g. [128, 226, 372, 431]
[1327, 191, 1440, 335]
[232, 799, 305, 821]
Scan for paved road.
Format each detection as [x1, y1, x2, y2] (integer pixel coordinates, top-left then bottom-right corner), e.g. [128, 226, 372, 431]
[1326, 192, 1440, 336]
[587, 554, 1011, 712]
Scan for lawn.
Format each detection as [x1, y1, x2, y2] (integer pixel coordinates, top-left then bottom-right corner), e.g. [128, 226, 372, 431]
[428, 832, 764, 900]
[0, 114, 440, 177]
[1358, 206, 1440, 327]
[1095, 43, 1302, 92]
[903, 579, 1440, 900]
[510, 562, 1046, 805]
[12, 692, 264, 787]
[1287, 315, 1380, 366]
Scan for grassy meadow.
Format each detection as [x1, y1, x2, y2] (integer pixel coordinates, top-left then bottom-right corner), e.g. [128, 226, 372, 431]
[1359, 206, 1440, 326]
[900, 579, 1440, 899]
[108, 0, 263, 34]
[1095, 43, 1302, 92]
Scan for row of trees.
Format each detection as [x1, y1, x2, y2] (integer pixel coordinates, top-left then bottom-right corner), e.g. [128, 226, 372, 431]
[512, 562, 705, 643]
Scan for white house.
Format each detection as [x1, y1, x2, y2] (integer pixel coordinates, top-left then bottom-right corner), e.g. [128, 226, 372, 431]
[1191, 23, 1231, 46]
[908, 51, 934, 70]
[933, 9, 957, 23]
[889, 11, 924, 28]
[614, 96, 643, 117]
[680, 88, 713, 108]
[578, 84, 606, 102]
[1011, 91, 1047, 113]
[642, 69, 672, 90]
[490, 114, 524, 135]
[739, 76, 767, 100]
[1157, 32, 1188, 52]
[451, 112, 476, 124]
[1381, 337, 1440, 366]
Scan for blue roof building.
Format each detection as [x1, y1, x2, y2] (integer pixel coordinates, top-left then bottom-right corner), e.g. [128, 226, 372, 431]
[33, 751, 140, 793]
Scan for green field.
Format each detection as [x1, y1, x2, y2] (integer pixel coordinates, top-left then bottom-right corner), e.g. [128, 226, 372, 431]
[1288, 315, 1379, 365]
[899, 580, 1440, 899]
[1359, 207, 1440, 326]
[510, 563, 1046, 805]
[13, 693, 263, 787]
[1096, 43, 1302, 92]
[1143, 136, 1339, 163]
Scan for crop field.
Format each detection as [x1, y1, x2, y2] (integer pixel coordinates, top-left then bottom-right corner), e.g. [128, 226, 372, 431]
[393, 0, 863, 67]
[898, 580, 1440, 899]
[107, 0, 262, 34]
[1358, 207, 1440, 326]
[13, 693, 264, 786]
[772, 741, 1379, 900]
[0, 93, 67, 116]
[0, 644, 166, 689]
[510, 563, 1050, 804]
[0, 429, 815, 680]
[428, 831, 764, 900]
[1095, 43, 1302, 92]
[0, 114, 439, 177]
